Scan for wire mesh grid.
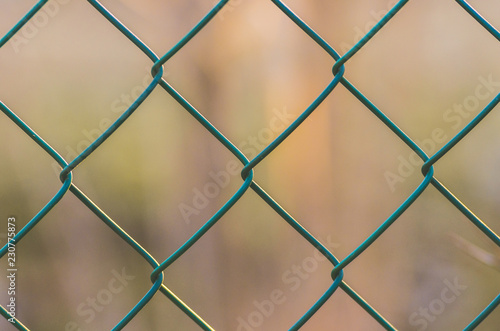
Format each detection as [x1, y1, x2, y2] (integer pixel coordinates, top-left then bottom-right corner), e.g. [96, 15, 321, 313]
[1, 0, 499, 330]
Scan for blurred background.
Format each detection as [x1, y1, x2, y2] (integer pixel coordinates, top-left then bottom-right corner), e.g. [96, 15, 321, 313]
[1, 0, 500, 330]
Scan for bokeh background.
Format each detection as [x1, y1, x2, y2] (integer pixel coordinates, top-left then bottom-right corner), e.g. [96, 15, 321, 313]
[1, 0, 500, 330]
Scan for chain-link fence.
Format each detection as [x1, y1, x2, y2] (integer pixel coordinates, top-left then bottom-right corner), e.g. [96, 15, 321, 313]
[1, 0, 499, 330]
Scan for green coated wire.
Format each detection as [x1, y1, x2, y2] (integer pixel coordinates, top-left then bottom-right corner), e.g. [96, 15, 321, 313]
[456, 0, 500, 42]
[331, 0, 410, 75]
[0, 0, 499, 330]
[0, 102, 73, 256]
[0, 0, 48, 49]
[463, 294, 500, 331]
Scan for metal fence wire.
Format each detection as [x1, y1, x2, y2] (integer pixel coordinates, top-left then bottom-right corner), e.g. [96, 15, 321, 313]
[1, 0, 499, 330]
